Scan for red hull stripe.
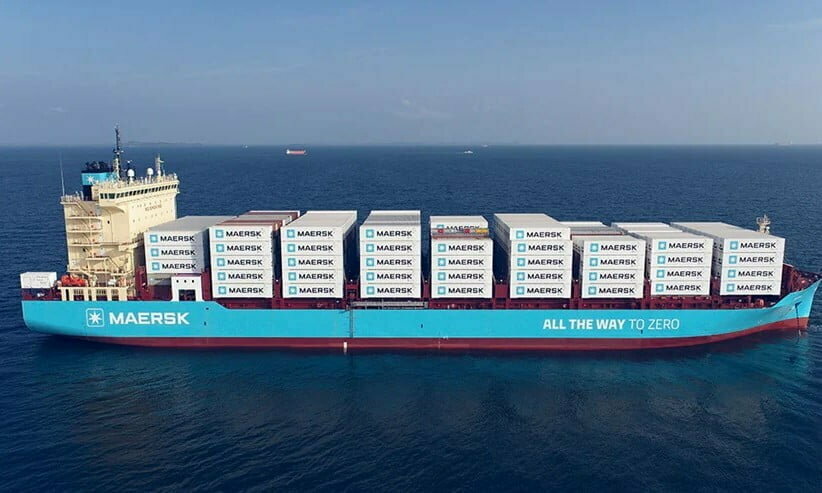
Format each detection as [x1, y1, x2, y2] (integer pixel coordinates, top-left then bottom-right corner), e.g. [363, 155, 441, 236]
[81, 317, 810, 350]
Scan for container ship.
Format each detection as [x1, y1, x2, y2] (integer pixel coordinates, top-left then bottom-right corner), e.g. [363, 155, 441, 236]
[19, 129, 820, 351]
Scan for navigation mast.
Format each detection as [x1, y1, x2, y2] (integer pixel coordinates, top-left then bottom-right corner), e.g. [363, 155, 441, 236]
[757, 214, 771, 234]
[112, 125, 124, 179]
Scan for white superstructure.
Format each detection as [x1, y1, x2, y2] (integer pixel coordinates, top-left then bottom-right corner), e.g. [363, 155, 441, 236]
[61, 127, 179, 293]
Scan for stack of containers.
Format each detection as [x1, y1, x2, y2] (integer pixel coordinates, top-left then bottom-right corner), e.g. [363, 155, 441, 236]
[613, 222, 714, 296]
[359, 211, 421, 298]
[281, 211, 357, 298]
[430, 216, 493, 298]
[209, 211, 297, 298]
[572, 235, 646, 298]
[493, 213, 572, 298]
[672, 222, 784, 295]
[144, 216, 234, 283]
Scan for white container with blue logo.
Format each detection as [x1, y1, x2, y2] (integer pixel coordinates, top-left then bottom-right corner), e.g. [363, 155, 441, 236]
[672, 222, 784, 295]
[281, 211, 357, 299]
[145, 216, 233, 276]
[360, 211, 421, 299]
[210, 212, 294, 298]
[573, 235, 646, 299]
[493, 213, 571, 299]
[615, 226, 714, 296]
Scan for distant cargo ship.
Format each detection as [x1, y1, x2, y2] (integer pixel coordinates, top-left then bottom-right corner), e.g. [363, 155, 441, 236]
[286, 149, 307, 155]
[19, 128, 820, 351]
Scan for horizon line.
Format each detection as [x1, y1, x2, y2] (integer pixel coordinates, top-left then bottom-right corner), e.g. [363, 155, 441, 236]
[1, 142, 821, 147]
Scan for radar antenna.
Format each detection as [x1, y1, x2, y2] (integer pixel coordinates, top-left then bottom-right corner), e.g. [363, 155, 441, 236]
[756, 214, 771, 234]
[112, 125, 124, 179]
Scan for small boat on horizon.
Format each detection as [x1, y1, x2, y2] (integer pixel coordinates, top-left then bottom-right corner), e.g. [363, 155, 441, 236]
[463, 150, 474, 154]
[286, 149, 308, 155]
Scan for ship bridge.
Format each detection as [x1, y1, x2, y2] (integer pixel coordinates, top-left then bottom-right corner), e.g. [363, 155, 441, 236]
[61, 128, 179, 292]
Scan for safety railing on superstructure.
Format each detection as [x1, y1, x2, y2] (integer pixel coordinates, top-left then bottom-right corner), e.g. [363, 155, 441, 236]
[94, 173, 179, 190]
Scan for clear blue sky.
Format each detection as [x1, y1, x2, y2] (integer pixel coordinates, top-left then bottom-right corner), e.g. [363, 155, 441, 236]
[1, 1, 821, 145]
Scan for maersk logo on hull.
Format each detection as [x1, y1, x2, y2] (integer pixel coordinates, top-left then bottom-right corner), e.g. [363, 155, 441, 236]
[85, 308, 190, 328]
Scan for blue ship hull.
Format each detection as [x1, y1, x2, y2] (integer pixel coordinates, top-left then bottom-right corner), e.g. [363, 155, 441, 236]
[22, 282, 818, 350]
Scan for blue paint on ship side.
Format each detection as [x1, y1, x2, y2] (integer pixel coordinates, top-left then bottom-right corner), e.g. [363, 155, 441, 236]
[22, 282, 818, 341]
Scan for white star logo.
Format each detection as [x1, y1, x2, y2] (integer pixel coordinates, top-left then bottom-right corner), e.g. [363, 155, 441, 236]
[85, 308, 105, 327]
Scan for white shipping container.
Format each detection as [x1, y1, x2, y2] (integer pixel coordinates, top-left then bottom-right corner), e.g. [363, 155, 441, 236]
[434, 256, 492, 269]
[283, 227, 348, 242]
[433, 269, 494, 283]
[284, 255, 343, 269]
[145, 232, 205, 247]
[360, 282, 421, 299]
[146, 243, 204, 260]
[363, 255, 421, 270]
[504, 240, 571, 256]
[210, 224, 273, 243]
[211, 241, 273, 256]
[360, 225, 421, 242]
[581, 282, 644, 299]
[584, 270, 643, 283]
[651, 281, 710, 296]
[432, 238, 493, 256]
[147, 258, 205, 274]
[511, 269, 572, 283]
[147, 216, 233, 242]
[720, 281, 781, 296]
[431, 282, 492, 299]
[493, 213, 570, 241]
[648, 253, 711, 267]
[20, 272, 57, 289]
[649, 266, 712, 281]
[213, 270, 272, 283]
[625, 231, 712, 253]
[430, 215, 488, 231]
[282, 210, 357, 242]
[719, 266, 783, 282]
[283, 282, 343, 298]
[359, 240, 420, 256]
[672, 223, 785, 253]
[510, 282, 571, 298]
[510, 255, 572, 270]
[283, 269, 345, 283]
[360, 269, 419, 283]
[715, 251, 783, 267]
[584, 255, 644, 270]
[212, 255, 273, 270]
[573, 237, 645, 256]
[212, 282, 273, 298]
[283, 240, 341, 256]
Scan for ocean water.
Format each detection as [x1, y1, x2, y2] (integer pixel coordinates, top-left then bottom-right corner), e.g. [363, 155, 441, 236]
[1, 145, 821, 490]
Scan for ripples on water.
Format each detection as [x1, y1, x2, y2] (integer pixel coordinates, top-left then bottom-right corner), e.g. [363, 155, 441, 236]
[1, 146, 820, 490]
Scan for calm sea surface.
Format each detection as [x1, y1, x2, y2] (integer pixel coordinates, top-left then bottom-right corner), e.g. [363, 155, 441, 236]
[1, 146, 821, 490]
